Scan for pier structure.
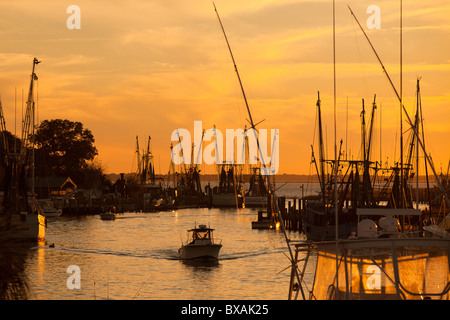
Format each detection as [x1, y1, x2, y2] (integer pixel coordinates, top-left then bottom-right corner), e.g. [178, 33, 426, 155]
[276, 196, 303, 232]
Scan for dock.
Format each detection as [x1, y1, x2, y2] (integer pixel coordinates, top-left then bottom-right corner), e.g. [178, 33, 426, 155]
[277, 197, 303, 232]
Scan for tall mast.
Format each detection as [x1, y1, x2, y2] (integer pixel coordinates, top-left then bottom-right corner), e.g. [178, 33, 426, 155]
[136, 136, 141, 180]
[400, 0, 404, 208]
[415, 78, 420, 209]
[21, 58, 40, 152]
[332, 0, 339, 299]
[346, 96, 348, 160]
[213, 2, 254, 127]
[177, 129, 188, 176]
[367, 95, 377, 164]
[317, 92, 326, 199]
[361, 99, 366, 163]
[169, 143, 176, 188]
[418, 79, 431, 209]
[24, 58, 40, 196]
[146, 135, 152, 183]
[347, 5, 450, 209]
[213, 2, 305, 299]
[0, 98, 8, 166]
[364, 95, 377, 206]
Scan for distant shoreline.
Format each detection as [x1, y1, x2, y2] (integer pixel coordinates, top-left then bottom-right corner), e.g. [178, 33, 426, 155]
[105, 173, 437, 184]
[105, 172, 318, 183]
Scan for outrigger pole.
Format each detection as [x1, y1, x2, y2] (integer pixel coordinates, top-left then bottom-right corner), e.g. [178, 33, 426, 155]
[333, 0, 339, 300]
[347, 5, 450, 209]
[213, 2, 306, 299]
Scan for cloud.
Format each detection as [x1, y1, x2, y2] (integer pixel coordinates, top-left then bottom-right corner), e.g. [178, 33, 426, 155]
[0, 0, 449, 174]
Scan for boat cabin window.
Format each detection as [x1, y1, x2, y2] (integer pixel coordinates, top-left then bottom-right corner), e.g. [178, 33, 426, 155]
[193, 230, 211, 240]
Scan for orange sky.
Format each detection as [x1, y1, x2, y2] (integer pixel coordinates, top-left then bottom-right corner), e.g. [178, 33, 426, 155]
[0, 0, 449, 176]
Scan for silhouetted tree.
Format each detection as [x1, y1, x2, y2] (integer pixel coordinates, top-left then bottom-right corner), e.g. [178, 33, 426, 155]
[34, 119, 98, 183]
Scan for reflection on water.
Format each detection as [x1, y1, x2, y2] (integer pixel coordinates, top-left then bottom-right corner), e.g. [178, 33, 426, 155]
[181, 259, 220, 269]
[17, 207, 304, 300]
[0, 240, 40, 299]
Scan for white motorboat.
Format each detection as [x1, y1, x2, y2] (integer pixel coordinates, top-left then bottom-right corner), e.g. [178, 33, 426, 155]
[179, 224, 222, 260]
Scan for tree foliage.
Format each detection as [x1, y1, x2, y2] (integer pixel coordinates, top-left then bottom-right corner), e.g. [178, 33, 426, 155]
[35, 119, 98, 181]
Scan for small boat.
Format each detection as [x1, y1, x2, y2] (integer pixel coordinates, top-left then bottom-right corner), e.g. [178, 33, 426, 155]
[251, 210, 278, 230]
[38, 199, 62, 217]
[100, 209, 118, 220]
[179, 224, 222, 260]
[100, 213, 116, 220]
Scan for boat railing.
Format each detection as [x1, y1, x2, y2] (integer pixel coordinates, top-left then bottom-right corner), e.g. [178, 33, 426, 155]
[185, 236, 222, 246]
[288, 238, 450, 300]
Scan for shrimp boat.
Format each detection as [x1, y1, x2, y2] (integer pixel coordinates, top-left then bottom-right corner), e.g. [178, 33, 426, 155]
[289, 210, 450, 300]
[212, 0, 450, 300]
[290, 69, 450, 301]
[287, 5, 450, 300]
[212, 165, 243, 208]
[178, 224, 222, 260]
[0, 58, 46, 242]
[0, 203, 46, 241]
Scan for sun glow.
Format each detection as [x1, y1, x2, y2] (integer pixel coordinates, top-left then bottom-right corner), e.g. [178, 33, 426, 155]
[0, 0, 448, 175]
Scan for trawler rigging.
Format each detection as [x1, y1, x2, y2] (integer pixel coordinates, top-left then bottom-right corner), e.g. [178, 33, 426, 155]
[348, 5, 450, 211]
[0, 57, 45, 241]
[213, 2, 305, 299]
[289, 3, 450, 300]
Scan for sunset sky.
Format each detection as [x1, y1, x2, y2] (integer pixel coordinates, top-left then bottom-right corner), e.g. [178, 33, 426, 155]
[0, 0, 449, 176]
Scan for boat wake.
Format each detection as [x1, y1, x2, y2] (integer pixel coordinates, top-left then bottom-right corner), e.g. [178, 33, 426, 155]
[47, 244, 286, 262]
[219, 248, 285, 261]
[49, 245, 154, 259]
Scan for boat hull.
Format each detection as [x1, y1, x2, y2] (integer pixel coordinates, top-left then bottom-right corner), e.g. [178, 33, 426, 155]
[0, 214, 46, 241]
[302, 220, 357, 241]
[100, 213, 117, 220]
[43, 210, 62, 217]
[212, 193, 242, 208]
[244, 196, 267, 208]
[251, 210, 277, 229]
[38, 199, 63, 217]
[252, 220, 277, 229]
[179, 243, 222, 260]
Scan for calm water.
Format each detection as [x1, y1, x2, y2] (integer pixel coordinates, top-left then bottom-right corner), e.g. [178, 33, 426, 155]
[22, 206, 305, 300]
[19, 180, 437, 300]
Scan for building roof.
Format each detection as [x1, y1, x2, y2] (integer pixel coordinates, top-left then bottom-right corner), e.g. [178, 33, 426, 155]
[34, 176, 77, 189]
